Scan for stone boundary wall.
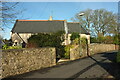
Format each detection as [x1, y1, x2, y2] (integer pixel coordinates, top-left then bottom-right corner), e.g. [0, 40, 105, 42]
[89, 44, 118, 55]
[70, 44, 119, 60]
[1, 48, 56, 78]
[70, 45, 80, 60]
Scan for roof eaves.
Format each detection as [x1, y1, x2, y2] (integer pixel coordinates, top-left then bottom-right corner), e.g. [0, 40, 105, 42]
[11, 20, 18, 33]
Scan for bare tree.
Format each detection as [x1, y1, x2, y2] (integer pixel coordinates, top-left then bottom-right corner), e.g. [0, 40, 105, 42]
[71, 9, 118, 37]
[0, 2, 24, 30]
[71, 9, 93, 35]
[92, 9, 118, 37]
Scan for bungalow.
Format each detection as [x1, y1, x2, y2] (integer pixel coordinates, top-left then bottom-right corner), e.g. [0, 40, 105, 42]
[11, 17, 90, 46]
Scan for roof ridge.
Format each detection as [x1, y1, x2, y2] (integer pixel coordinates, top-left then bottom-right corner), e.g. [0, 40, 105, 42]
[17, 20, 66, 21]
[67, 22, 79, 23]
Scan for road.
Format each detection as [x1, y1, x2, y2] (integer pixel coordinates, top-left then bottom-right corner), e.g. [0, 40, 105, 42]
[4, 50, 120, 79]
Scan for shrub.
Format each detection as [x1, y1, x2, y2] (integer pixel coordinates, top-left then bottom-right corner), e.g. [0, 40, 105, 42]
[91, 36, 115, 44]
[72, 38, 79, 45]
[80, 38, 87, 49]
[64, 45, 71, 59]
[117, 51, 120, 63]
[113, 34, 119, 45]
[27, 35, 40, 47]
[27, 31, 65, 58]
[56, 45, 65, 58]
[2, 44, 9, 50]
[27, 31, 65, 48]
[7, 46, 22, 49]
[104, 36, 113, 44]
[3, 39, 13, 46]
[90, 37, 98, 43]
[97, 35, 105, 43]
[70, 32, 80, 42]
[2, 45, 22, 50]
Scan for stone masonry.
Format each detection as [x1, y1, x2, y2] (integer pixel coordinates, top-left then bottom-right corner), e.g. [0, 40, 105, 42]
[1, 48, 56, 78]
[70, 44, 119, 60]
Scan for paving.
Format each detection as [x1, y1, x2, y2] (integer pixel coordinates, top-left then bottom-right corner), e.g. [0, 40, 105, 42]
[4, 50, 120, 79]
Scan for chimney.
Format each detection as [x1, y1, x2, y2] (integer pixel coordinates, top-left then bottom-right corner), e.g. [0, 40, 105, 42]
[49, 16, 53, 21]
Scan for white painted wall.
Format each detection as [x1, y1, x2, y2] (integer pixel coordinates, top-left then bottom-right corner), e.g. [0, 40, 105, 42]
[11, 33, 33, 46]
[80, 34, 90, 44]
[63, 33, 90, 45]
[11, 32, 90, 46]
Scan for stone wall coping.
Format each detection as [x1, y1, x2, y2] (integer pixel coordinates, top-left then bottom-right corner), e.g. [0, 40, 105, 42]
[2, 47, 55, 52]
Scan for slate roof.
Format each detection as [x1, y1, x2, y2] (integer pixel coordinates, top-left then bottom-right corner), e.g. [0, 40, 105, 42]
[67, 22, 89, 34]
[12, 20, 65, 33]
[11, 20, 89, 34]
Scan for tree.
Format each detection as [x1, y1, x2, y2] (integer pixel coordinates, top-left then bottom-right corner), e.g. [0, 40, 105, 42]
[71, 9, 118, 37]
[71, 9, 93, 36]
[0, 2, 24, 30]
[0, 2, 25, 38]
[92, 9, 118, 37]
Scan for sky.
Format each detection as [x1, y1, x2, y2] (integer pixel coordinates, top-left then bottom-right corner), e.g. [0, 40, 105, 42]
[1, 2, 119, 39]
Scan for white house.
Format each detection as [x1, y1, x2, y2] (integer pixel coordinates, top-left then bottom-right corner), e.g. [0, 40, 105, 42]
[11, 17, 90, 46]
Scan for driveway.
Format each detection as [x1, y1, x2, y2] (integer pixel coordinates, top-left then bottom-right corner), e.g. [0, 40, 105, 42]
[4, 50, 120, 79]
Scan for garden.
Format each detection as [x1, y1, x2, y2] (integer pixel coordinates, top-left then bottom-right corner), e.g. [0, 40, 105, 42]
[1, 31, 119, 62]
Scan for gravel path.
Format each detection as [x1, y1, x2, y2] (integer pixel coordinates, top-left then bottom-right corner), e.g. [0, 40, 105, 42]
[4, 50, 120, 79]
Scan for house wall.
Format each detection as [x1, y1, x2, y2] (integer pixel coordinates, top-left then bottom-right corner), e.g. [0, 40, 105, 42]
[11, 33, 90, 46]
[62, 34, 72, 45]
[66, 34, 90, 45]
[11, 33, 33, 46]
[80, 34, 90, 44]
[19, 33, 33, 43]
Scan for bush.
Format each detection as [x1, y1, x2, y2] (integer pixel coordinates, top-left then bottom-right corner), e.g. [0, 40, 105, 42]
[80, 38, 87, 49]
[91, 35, 119, 44]
[27, 31, 65, 58]
[2, 45, 22, 50]
[2, 44, 9, 50]
[70, 32, 80, 42]
[113, 34, 119, 45]
[117, 51, 120, 63]
[8, 46, 22, 49]
[3, 39, 13, 46]
[72, 38, 79, 45]
[56, 45, 65, 58]
[27, 31, 65, 48]
[90, 37, 97, 43]
[64, 45, 71, 59]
